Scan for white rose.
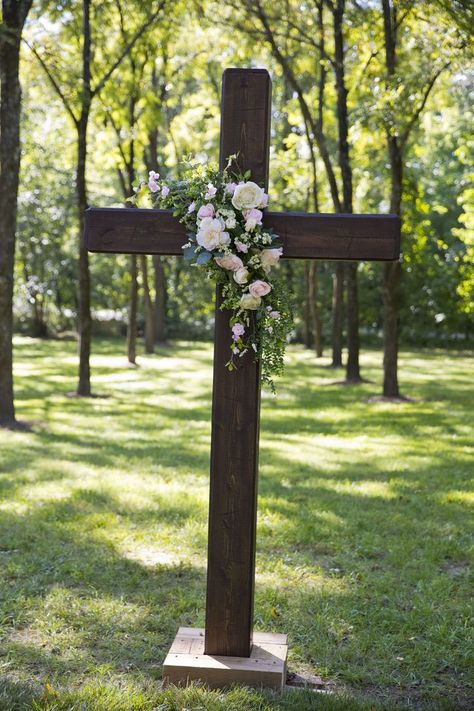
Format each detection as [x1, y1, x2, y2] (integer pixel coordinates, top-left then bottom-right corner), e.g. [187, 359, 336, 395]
[231, 181, 265, 211]
[225, 216, 237, 229]
[234, 267, 250, 284]
[196, 217, 229, 251]
[240, 293, 262, 310]
[260, 247, 283, 273]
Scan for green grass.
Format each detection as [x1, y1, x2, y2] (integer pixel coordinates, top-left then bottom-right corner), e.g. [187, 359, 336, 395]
[0, 338, 472, 711]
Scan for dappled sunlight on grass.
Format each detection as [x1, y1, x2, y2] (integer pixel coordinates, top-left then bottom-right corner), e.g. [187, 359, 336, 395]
[1, 338, 472, 709]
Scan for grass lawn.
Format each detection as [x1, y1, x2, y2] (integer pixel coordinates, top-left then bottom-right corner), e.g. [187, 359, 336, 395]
[0, 338, 472, 710]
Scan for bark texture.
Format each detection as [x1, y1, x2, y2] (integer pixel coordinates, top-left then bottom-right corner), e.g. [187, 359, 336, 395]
[382, 0, 402, 397]
[153, 255, 167, 344]
[0, 0, 33, 425]
[127, 255, 138, 365]
[331, 263, 344, 367]
[76, 0, 92, 395]
[333, 0, 361, 382]
[140, 255, 154, 353]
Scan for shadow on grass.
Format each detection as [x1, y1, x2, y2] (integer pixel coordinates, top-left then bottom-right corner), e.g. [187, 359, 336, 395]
[1, 338, 472, 709]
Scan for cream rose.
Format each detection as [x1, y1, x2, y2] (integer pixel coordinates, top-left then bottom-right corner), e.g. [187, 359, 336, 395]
[249, 280, 272, 297]
[259, 247, 283, 273]
[233, 267, 250, 284]
[196, 217, 230, 251]
[231, 181, 265, 211]
[240, 293, 262, 310]
[215, 254, 243, 271]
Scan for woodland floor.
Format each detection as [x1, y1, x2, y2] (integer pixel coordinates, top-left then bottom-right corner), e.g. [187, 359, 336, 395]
[0, 338, 472, 711]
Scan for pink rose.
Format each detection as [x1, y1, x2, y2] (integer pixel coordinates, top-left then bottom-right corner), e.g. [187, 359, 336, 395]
[225, 182, 237, 195]
[148, 179, 159, 193]
[249, 280, 272, 297]
[232, 323, 245, 340]
[215, 254, 244, 271]
[205, 183, 217, 199]
[197, 204, 215, 219]
[235, 240, 249, 253]
[259, 192, 269, 208]
[244, 208, 263, 225]
[260, 247, 283, 273]
[161, 185, 170, 197]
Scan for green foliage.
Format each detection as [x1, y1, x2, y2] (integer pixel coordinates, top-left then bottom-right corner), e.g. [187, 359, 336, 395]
[0, 338, 472, 709]
[15, 0, 473, 347]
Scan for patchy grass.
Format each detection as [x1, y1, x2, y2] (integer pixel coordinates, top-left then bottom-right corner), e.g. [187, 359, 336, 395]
[0, 337, 472, 710]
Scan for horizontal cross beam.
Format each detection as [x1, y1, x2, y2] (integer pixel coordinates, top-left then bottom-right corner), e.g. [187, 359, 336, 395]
[85, 207, 400, 261]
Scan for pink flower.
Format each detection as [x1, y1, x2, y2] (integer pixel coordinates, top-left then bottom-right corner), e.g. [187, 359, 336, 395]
[260, 247, 283, 273]
[244, 208, 263, 225]
[232, 323, 245, 340]
[269, 310, 280, 319]
[205, 183, 217, 199]
[225, 182, 237, 195]
[249, 280, 272, 298]
[161, 185, 170, 197]
[235, 240, 249, 253]
[197, 203, 215, 219]
[215, 254, 244, 271]
[188, 201, 196, 213]
[148, 170, 160, 181]
[259, 192, 269, 208]
[148, 179, 159, 193]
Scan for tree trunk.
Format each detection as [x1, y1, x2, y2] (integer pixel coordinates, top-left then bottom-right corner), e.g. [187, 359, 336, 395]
[140, 255, 154, 353]
[303, 262, 312, 348]
[383, 132, 403, 397]
[127, 255, 138, 364]
[153, 255, 167, 344]
[382, 0, 402, 398]
[76, 0, 92, 396]
[309, 262, 323, 358]
[331, 263, 344, 367]
[333, 0, 361, 382]
[76, 114, 92, 395]
[345, 263, 361, 380]
[0, 0, 33, 426]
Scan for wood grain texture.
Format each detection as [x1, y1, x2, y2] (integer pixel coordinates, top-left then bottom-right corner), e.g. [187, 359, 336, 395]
[85, 207, 400, 261]
[204, 68, 272, 658]
[163, 628, 287, 690]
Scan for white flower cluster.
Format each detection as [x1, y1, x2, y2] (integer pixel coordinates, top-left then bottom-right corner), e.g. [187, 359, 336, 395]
[140, 167, 289, 383]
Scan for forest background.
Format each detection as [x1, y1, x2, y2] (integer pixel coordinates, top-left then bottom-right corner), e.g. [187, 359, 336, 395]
[0, 0, 473, 421]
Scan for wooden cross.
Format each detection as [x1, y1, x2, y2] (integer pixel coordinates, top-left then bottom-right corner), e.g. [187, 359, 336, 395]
[85, 68, 400, 687]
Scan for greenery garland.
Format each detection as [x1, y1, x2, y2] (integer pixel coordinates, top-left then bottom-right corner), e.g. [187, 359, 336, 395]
[133, 157, 293, 390]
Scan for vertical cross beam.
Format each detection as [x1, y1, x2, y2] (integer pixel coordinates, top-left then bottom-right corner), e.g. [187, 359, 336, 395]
[204, 69, 272, 658]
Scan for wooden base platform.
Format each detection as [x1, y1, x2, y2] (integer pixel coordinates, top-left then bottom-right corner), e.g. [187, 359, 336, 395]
[163, 627, 288, 690]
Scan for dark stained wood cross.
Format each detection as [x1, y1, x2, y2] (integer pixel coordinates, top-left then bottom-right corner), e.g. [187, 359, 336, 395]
[85, 68, 400, 682]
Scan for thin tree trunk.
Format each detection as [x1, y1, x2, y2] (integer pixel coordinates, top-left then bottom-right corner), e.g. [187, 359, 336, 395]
[153, 255, 167, 344]
[333, 0, 361, 382]
[303, 262, 312, 348]
[331, 263, 344, 367]
[0, 0, 33, 426]
[345, 263, 360, 380]
[309, 262, 323, 357]
[76, 0, 92, 396]
[383, 131, 403, 396]
[127, 255, 138, 364]
[382, 0, 402, 398]
[76, 115, 92, 395]
[140, 255, 154, 353]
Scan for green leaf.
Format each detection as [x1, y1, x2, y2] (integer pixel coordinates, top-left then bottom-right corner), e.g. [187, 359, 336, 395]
[183, 246, 197, 261]
[196, 250, 213, 265]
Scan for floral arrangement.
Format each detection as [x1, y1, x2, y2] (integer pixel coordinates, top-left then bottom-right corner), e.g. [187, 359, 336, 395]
[133, 158, 292, 390]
